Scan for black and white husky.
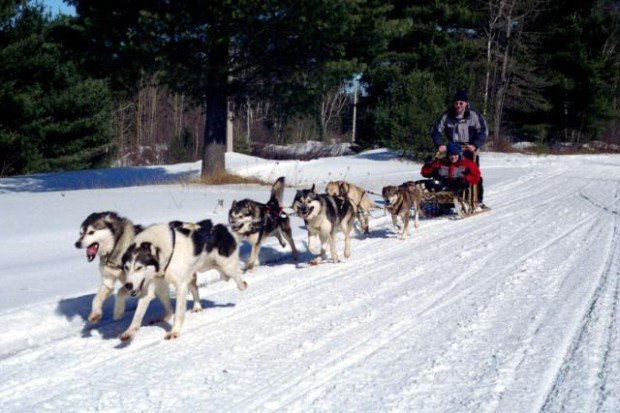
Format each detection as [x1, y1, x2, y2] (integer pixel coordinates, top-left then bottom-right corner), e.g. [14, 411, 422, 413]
[292, 184, 355, 265]
[120, 219, 247, 341]
[228, 177, 299, 270]
[75, 211, 148, 324]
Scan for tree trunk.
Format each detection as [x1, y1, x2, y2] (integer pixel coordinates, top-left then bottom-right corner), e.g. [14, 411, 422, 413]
[201, 37, 230, 177]
[493, 0, 515, 143]
[484, 0, 506, 117]
[202, 84, 227, 176]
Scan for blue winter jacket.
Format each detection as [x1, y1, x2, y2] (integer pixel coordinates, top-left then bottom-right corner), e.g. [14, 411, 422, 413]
[431, 107, 488, 150]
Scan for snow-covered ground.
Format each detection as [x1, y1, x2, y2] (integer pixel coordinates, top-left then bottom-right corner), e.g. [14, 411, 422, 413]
[0, 149, 618, 412]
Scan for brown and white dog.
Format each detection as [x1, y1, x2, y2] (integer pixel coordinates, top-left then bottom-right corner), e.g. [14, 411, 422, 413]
[325, 180, 379, 234]
[75, 211, 148, 324]
[381, 182, 423, 239]
[292, 184, 355, 265]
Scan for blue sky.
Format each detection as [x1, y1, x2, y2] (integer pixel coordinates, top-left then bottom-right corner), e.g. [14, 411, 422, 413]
[42, 0, 75, 15]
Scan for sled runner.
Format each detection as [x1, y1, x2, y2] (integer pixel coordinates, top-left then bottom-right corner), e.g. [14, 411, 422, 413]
[415, 178, 489, 218]
[367, 179, 488, 219]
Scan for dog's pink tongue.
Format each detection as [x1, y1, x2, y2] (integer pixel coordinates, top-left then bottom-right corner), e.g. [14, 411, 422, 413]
[87, 244, 98, 258]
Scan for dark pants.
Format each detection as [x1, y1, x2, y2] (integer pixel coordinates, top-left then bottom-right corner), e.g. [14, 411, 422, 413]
[444, 178, 470, 195]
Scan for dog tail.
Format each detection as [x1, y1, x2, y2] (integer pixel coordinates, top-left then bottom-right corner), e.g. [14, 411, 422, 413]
[271, 176, 286, 206]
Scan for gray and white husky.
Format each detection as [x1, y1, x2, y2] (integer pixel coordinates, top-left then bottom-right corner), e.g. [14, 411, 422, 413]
[75, 211, 148, 324]
[291, 184, 355, 265]
[120, 219, 247, 341]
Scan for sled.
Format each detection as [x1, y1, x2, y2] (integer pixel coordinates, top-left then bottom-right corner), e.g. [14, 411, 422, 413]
[418, 179, 489, 219]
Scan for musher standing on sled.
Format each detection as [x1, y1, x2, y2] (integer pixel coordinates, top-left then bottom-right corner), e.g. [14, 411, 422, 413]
[430, 90, 489, 209]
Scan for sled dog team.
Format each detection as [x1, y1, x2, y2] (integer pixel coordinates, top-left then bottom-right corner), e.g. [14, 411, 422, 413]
[75, 177, 428, 342]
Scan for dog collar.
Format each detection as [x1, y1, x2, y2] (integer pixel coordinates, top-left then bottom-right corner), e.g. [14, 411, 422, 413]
[104, 260, 123, 270]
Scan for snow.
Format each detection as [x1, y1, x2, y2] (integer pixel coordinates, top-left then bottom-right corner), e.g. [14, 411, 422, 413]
[0, 149, 619, 412]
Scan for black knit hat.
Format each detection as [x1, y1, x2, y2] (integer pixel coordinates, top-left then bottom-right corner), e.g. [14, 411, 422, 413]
[453, 90, 468, 102]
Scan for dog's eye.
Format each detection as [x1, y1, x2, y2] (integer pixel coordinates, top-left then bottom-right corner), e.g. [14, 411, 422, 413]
[87, 230, 95, 235]
[136, 265, 143, 271]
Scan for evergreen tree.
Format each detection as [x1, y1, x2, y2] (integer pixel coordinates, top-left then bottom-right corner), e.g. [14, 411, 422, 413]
[542, 0, 619, 143]
[0, 3, 114, 175]
[67, 0, 394, 176]
[363, 0, 487, 158]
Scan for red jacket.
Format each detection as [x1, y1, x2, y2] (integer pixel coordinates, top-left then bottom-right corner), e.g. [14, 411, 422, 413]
[421, 156, 481, 185]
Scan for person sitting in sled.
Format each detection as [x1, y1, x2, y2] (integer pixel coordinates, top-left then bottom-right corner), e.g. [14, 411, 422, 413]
[430, 89, 488, 208]
[420, 142, 481, 196]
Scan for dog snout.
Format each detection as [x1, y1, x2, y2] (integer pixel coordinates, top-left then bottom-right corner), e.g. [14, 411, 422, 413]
[125, 282, 133, 291]
[74, 240, 81, 248]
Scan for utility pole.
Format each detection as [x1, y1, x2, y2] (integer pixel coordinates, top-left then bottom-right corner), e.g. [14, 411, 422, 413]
[351, 78, 358, 143]
[226, 100, 233, 152]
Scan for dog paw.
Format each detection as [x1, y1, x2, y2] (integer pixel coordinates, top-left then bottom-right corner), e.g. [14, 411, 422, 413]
[119, 330, 135, 342]
[165, 331, 180, 340]
[191, 305, 203, 313]
[88, 311, 103, 324]
[238, 281, 248, 291]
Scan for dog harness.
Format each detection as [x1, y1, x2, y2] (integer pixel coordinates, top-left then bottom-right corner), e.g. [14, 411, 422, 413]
[162, 226, 177, 274]
[386, 192, 406, 216]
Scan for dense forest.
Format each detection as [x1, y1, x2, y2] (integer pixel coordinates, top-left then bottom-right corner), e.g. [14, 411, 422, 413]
[1, 0, 618, 176]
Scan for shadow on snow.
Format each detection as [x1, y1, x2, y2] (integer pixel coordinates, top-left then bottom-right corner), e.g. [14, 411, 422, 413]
[0, 166, 196, 193]
[55, 293, 234, 340]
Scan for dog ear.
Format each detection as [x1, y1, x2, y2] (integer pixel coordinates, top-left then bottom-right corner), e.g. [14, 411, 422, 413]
[311, 183, 315, 192]
[231, 200, 237, 208]
[121, 243, 136, 266]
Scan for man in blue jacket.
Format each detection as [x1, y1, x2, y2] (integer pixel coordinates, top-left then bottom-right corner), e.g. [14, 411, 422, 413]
[430, 90, 489, 208]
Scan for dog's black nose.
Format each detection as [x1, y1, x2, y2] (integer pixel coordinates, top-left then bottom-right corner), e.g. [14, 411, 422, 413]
[125, 283, 133, 291]
[74, 241, 81, 248]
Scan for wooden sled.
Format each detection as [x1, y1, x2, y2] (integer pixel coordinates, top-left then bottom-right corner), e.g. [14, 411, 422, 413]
[419, 180, 489, 219]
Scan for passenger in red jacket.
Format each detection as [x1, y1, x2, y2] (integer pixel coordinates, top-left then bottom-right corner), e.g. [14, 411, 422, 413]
[420, 142, 480, 194]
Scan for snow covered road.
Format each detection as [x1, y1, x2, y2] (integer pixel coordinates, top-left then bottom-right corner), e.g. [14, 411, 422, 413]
[0, 151, 618, 412]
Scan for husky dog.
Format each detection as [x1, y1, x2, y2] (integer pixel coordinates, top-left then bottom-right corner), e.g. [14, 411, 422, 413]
[381, 182, 424, 239]
[75, 211, 149, 324]
[120, 219, 247, 341]
[292, 184, 355, 265]
[229, 177, 299, 270]
[325, 180, 379, 234]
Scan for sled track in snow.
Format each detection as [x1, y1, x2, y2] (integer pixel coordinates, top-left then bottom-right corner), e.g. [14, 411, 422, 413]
[539, 189, 620, 412]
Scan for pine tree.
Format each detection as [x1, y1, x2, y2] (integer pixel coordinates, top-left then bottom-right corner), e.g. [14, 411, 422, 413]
[363, 0, 487, 158]
[68, 0, 394, 176]
[0, 3, 114, 175]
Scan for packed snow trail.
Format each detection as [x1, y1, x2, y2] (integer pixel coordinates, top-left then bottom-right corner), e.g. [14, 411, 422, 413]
[0, 151, 618, 412]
